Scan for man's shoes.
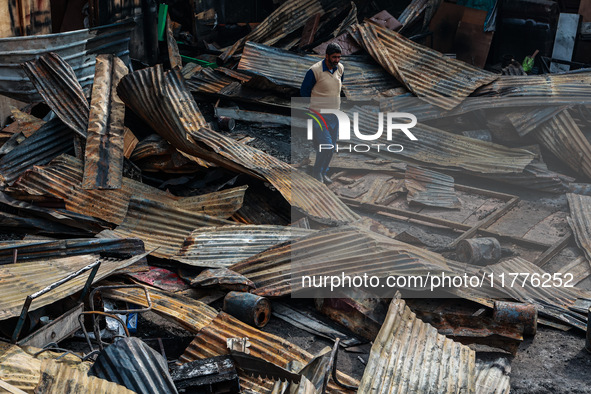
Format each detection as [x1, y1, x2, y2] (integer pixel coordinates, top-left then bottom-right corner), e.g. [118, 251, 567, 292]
[322, 174, 333, 184]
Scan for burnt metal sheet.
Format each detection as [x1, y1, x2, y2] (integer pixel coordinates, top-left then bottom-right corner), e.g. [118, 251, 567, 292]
[173, 225, 315, 268]
[0, 238, 145, 265]
[98, 197, 234, 259]
[13, 155, 244, 224]
[567, 193, 591, 263]
[218, 0, 347, 62]
[179, 312, 359, 392]
[23, 52, 89, 138]
[117, 65, 359, 225]
[475, 357, 511, 394]
[101, 286, 218, 333]
[2, 109, 45, 139]
[38, 359, 134, 393]
[0, 342, 42, 391]
[0, 118, 73, 186]
[237, 41, 401, 101]
[532, 110, 591, 179]
[83, 54, 128, 190]
[352, 23, 497, 109]
[358, 292, 476, 393]
[185, 67, 240, 94]
[398, 0, 443, 28]
[351, 106, 535, 174]
[89, 337, 178, 394]
[472, 72, 591, 97]
[0, 20, 134, 102]
[230, 226, 453, 297]
[0, 253, 146, 320]
[405, 164, 461, 208]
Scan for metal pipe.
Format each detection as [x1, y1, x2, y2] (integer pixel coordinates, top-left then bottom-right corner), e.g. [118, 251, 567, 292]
[223, 292, 271, 328]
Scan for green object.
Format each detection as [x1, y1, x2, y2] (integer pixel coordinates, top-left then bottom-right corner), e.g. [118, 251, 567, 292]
[180, 55, 217, 68]
[157, 4, 168, 42]
[522, 50, 539, 73]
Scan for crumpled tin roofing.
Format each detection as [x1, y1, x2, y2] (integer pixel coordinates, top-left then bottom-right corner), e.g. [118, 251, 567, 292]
[532, 110, 591, 179]
[475, 356, 511, 394]
[117, 65, 359, 225]
[352, 23, 497, 109]
[219, 0, 347, 62]
[173, 225, 315, 268]
[23, 52, 89, 138]
[230, 226, 453, 297]
[0, 20, 134, 102]
[567, 193, 591, 263]
[237, 41, 401, 101]
[13, 155, 245, 224]
[89, 337, 178, 394]
[472, 72, 591, 97]
[0, 119, 73, 186]
[0, 253, 146, 320]
[358, 292, 476, 393]
[98, 197, 234, 259]
[82, 54, 128, 190]
[0, 238, 144, 264]
[405, 164, 461, 208]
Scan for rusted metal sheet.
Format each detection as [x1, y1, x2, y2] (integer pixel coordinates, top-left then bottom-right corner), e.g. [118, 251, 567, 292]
[0, 342, 42, 391]
[1, 0, 52, 37]
[0, 238, 145, 265]
[230, 226, 452, 297]
[405, 164, 461, 208]
[398, 0, 442, 28]
[532, 110, 591, 179]
[472, 72, 591, 97]
[127, 267, 191, 293]
[179, 312, 359, 392]
[218, 0, 347, 62]
[23, 52, 89, 138]
[0, 20, 134, 102]
[475, 357, 511, 394]
[89, 337, 178, 393]
[98, 197, 234, 259]
[358, 292, 476, 393]
[567, 193, 591, 263]
[0, 253, 146, 320]
[101, 286, 218, 333]
[237, 42, 401, 101]
[350, 106, 535, 174]
[38, 359, 135, 393]
[117, 65, 359, 225]
[13, 155, 245, 224]
[185, 67, 241, 95]
[352, 23, 497, 109]
[130, 134, 210, 172]
[173, 225, 314, 268]
[83, 54, 128, 190]
[2, 109, 45, 138]
[0, 119, 73, 186]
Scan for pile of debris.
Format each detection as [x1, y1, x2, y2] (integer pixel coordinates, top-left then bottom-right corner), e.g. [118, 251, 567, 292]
[1, 0, 591, 393]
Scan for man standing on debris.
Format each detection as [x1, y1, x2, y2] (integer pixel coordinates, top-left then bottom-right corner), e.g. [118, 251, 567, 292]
[300, 43, 344, 184]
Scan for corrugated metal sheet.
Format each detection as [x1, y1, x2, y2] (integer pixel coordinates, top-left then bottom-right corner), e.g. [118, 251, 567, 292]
[89, 337, 177, 394]
[185, 67, 241, 94]
[83, 54, 128, 190]
[0, 253, 146, 320]
[98, 197, 235, 259]
[352, 23, 497, 109]
[179, 312, 359, 393]
[358, 292, 476, 393]
[0, 119, 73, 186]
[230, 226, 452, 297]
[472, 72, 591, 97]
[0, 238, 145, 264]
[351, 106, 535, 174]
[475, 357, 511, 394]
[117, 65, 359, 225]
[173, 225, 314, 268]
[13, 155, 244, 224]
[38, 359, 135, 393]
[480, 163, 572, 194]
[398, 0, 442, 27]
[237, 41, 401, 101]
[101, 286, 218, 333]
[0, 20, 134, 102]
[23, 52, 89, 138]
[405, 164, 461, 208]
[219, 0, 347, 62]
[532, 110, 591, 179]
[567, 193, 591, 263]
[0, 342, 42, 391]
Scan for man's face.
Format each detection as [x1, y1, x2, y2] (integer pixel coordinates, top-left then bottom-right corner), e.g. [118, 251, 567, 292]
[325, 52, 341, 69]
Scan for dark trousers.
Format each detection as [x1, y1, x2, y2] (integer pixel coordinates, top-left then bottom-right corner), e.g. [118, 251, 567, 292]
[312, 114, 338, 177]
